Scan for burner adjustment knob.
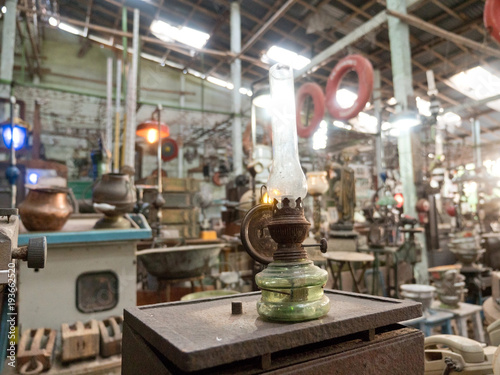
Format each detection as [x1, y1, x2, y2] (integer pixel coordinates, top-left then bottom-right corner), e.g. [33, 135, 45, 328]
[27, 237, 47, 269]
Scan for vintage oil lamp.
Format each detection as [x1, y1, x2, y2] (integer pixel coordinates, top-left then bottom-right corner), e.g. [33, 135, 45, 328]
[241, 64, 330, 322]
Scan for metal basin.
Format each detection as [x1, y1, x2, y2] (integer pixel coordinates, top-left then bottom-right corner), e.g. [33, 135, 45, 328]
[400, 284, 436, 312]
[136, 244, 224, 280]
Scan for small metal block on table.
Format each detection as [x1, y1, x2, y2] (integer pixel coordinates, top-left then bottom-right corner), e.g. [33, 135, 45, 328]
[98, 316, 123, 358]
[430, 301, 485, 342]
[61, 320, 100, 363]
[122, 290, 424, 374]
[17, 328, 57, 374]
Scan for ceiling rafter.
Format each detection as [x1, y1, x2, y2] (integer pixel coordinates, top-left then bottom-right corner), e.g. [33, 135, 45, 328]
[205, 0, 285, 77]
[17, 0, 500, 144]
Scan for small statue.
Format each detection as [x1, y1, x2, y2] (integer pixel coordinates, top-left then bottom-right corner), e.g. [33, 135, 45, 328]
[339, 160, 356, 224]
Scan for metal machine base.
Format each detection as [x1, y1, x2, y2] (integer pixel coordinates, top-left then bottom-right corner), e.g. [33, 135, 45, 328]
[122, 290, 424, 374]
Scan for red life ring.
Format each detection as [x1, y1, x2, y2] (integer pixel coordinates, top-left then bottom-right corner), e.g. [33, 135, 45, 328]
[484, 0, 500, 44]
[295, 82, 325, 138]
[325, 55, 374, 120]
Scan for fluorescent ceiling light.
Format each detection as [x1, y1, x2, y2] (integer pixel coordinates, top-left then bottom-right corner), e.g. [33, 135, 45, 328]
[162, 60, 184, 70]
[48, 16, 58, 26]
[187, 68, 203, 78]
[88, 34, 112, 46]
[448, 66, 500, 112]
[388, 110, 421, 129]
[416, 96, 431, 116]
[207, 76, 233, 90]
[239, 87, 253, 97]
[388, 128, 400, 137]
[387, 97, 397, 106]
[381, 122, 392, 131]
[253, 94, 270, 108]
[151, 20, 209, 49]
[484, 158, 500, 177]
[262, 45, 311, 71]
[313, 120, 328, 150]
[333, 121, 352, 130]
[349, 112, 378, 134]
[465, 163, 476, 171]
[438, 111, 461, 127]
[58, 22, 83, 36]
[140, 52, 163, 64]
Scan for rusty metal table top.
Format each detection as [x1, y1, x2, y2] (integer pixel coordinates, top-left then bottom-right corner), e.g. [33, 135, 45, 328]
[124, 290, 421, 372]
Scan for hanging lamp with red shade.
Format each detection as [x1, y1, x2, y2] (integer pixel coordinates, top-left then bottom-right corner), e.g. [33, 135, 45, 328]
[136, 120, 170, 144]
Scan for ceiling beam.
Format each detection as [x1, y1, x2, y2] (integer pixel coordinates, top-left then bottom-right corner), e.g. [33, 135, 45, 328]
[386, 9, 500, 59]
[238, 0, 299, 59]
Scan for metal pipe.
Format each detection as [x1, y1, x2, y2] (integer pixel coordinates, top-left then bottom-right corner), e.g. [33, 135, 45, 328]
[33, 100, 41, 159]
[113, 59, 122, 172]
[15, 19, 34, 79]
[123, 8, 140, 170]
[120, 7, 128, 170]
[9, 97, 16, 170]
[387, 0, 428, 284]
[24, 15, 42, 79]
[121, 6, 128, 62]
[373, 69, 383, 188]
[9, 96, 16, 208]
[157, 105, 163, 194]
[251, 104, 257, 152]
[472, 118, 482, 168]
[106, 57, 113, 155]
[178, 74, 185, 178]
[1, 0, 18, 91]
[231, 0, 243, 176]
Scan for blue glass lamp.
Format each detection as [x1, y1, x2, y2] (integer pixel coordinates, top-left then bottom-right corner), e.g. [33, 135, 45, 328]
[2, 124, 28, 150]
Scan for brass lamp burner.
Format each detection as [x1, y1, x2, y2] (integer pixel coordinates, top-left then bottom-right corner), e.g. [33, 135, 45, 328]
[268, 198, 309, 261]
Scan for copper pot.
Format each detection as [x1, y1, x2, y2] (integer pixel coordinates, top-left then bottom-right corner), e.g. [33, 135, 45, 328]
[92, 173, 136, 216]
[18, 187, 73, 231]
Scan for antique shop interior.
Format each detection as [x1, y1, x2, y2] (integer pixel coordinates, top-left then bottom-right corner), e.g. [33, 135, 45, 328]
[3, 0, 500, 374]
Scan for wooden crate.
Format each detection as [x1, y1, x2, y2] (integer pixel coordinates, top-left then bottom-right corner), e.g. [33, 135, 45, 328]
[162, 192, 193, 208]
[61, 320, 100, 363]
[99, 316, 123, 358]
[161, 208, 199, 224]
[167, 224, 200, 239]
[17, 328, 57, 373]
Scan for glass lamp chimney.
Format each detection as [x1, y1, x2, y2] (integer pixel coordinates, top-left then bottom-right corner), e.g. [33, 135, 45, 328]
[266, 64, 307, 202]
